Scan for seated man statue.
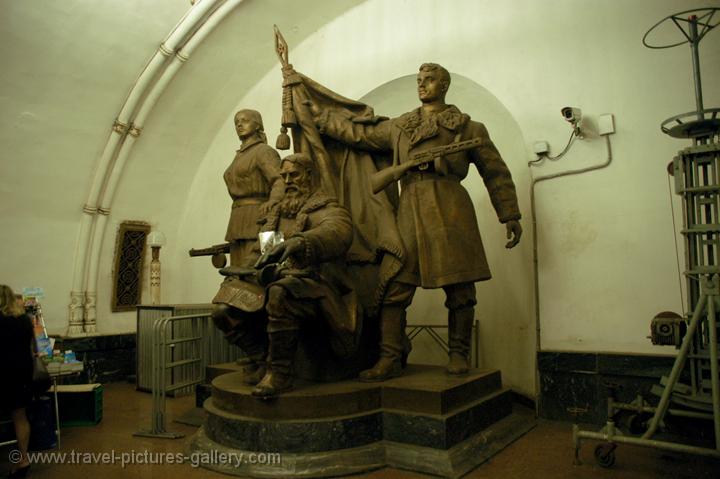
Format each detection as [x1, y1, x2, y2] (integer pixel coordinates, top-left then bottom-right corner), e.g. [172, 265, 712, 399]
[211, 152, 358, 398]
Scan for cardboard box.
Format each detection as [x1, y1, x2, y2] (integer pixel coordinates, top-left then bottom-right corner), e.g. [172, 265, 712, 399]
[56, 384, 103, 427]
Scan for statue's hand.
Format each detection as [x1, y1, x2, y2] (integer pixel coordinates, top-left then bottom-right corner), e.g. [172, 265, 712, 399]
[259, 201, 275, 215]
[505, 220, 522, 249]
[302, 100, 321, 116]
[281, 64, 296, 78]
[254, 237, 305, 268]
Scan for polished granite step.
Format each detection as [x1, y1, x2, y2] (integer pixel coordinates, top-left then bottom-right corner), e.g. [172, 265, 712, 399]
[205, 386, 512, 452]
[209, 364, 504, 419]
[190, 364, 535, 478]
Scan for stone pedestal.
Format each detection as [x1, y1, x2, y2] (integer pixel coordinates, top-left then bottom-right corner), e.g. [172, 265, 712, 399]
[189, 364, 534, 478]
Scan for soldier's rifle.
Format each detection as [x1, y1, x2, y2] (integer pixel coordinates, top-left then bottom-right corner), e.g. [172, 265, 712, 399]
[370, 137, 483, 194]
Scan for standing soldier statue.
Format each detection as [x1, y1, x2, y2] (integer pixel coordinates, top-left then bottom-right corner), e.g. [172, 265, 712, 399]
[286, 61, 522, 381]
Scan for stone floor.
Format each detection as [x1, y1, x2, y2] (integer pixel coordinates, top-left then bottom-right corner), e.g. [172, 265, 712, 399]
[1, 382, 718, 478]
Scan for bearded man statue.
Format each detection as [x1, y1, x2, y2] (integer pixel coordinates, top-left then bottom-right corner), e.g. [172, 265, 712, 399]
[210, 153, 359, 397]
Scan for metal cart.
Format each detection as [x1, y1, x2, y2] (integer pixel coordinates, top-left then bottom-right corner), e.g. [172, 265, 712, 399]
[573, 8, 720, 467]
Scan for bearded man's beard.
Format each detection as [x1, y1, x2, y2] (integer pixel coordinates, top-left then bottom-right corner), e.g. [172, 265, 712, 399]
[279, 185, 312, 218]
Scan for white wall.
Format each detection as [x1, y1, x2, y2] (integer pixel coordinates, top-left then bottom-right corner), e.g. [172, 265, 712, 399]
[2, 0, 719, 397]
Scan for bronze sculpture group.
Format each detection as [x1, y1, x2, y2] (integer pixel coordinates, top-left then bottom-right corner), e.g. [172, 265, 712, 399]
[203, 34, 521, 398]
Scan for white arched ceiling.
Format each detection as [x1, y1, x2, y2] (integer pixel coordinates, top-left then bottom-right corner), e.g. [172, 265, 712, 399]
[71, 0, 227, 336]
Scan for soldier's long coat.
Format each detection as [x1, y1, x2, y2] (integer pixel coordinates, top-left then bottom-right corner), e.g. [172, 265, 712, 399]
[316, 104, 521, 288]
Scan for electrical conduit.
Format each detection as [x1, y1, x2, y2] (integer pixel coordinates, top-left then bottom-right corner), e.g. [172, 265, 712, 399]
[530, 134, 613, 402]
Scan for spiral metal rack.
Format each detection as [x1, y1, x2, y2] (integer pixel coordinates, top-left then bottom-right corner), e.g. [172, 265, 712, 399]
[573, 8, 720, 467]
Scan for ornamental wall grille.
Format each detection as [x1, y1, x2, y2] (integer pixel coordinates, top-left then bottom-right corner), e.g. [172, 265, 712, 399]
[111, 221, 150, 312]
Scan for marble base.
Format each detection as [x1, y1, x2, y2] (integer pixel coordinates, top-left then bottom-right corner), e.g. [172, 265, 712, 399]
[189, 364, 535, 477]
[190, 411, 533, 478]
[385, 410, 535, 478]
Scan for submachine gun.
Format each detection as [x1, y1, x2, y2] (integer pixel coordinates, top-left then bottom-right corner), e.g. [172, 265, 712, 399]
[188, 242, 231, 268]
[370, 137, 483, 194]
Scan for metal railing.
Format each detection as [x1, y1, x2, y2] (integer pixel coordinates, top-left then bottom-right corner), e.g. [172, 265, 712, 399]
[137, 304, 242, 393]
[134, 313, 210, 439]
[407, 320, 480, 368]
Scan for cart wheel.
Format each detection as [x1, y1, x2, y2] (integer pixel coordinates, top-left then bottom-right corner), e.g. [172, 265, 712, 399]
[594, 443, 616, 468]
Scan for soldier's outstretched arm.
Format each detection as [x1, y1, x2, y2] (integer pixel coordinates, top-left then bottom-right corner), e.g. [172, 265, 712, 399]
[303, 100, 393, 153]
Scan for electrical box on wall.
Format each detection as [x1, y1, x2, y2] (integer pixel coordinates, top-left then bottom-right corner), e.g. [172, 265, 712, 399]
[533, 141, 549, 155]
[598, 114, 615, 135]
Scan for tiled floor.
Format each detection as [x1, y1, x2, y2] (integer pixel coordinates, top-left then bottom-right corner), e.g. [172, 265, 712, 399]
[1, 382, 718, 478]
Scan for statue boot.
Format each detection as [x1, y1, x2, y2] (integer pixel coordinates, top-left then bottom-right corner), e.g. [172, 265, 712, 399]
[359, 306, 405, 382]
[212, 305, 268, 385]
[252, 325, 298, 398]
[241, 353, 267, 386]
[229, 332, 267, 386]
[447, 307, 474, 375]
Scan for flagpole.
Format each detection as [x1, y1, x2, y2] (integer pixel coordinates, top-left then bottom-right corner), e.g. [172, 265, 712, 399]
[274, 25, 295, 150]
[273, 26, 338, 197]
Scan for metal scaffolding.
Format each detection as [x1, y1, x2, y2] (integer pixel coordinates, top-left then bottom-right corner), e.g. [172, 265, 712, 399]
[574, 8, 720, 467]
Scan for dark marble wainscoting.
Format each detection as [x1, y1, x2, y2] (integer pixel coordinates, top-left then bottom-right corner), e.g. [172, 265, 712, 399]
[538, 351, 678, 424]
[52, 334, 136, 384]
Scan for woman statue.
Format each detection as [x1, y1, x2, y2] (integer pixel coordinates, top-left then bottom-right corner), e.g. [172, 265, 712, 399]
[224, 109, 283, 265]
[0, 285, 34, 477]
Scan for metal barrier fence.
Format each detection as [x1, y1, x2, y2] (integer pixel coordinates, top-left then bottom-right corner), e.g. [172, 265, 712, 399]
[134, 313, 211, 439]
[136, 304, 242, 394]
[407, 320, 480, 368]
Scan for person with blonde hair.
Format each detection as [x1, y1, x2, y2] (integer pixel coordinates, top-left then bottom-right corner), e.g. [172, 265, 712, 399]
[1, 285, 34, 477]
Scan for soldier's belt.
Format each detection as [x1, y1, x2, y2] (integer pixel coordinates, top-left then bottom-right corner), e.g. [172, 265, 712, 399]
[401, 171, 460, 187]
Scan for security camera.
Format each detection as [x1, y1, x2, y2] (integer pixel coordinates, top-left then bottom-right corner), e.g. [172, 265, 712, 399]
[561, 107, 582, 125]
